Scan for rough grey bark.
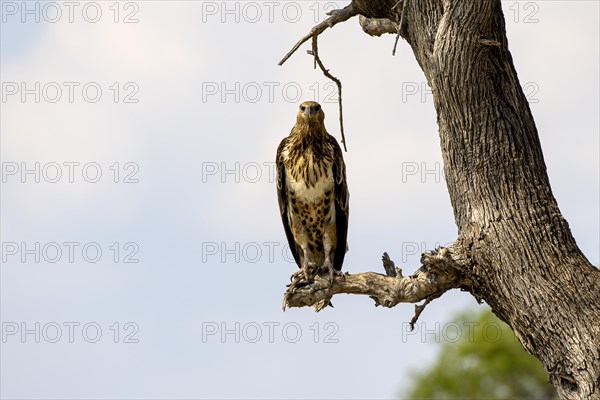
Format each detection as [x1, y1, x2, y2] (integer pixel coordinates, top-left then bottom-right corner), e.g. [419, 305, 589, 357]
[279, 1, 600, 399]
[382, 2, 600, 398]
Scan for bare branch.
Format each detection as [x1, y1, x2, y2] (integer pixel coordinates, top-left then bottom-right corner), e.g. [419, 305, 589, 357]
[283, 247, 465, 311]
[409, 292, 442, 330]
[308, 36, 348, 152]
[278, 4, 358, 66]
[277, 4, 356, 151]
[392, 0, 408, 56]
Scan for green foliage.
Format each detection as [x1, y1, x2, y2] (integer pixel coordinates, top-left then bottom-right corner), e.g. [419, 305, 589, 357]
[402, 308, 558, 399]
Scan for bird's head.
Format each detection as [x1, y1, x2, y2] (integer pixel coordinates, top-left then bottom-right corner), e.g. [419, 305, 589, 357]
[296, 101, 325, 127]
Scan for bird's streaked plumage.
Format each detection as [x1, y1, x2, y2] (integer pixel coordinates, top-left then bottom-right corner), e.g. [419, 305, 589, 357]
[276, 101, 349, 293]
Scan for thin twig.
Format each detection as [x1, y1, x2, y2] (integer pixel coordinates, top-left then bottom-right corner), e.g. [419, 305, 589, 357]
[392, 31, 402, 56]
[278, 5, 358, 66]
[382, 252, 402, 277]
[309, 36, 347, 152]
[409, 292, 443, 330]
[479, 38, 501, 47]
[392, 0, 408, 56]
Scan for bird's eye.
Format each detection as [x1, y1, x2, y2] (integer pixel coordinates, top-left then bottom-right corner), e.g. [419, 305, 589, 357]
[300, 105, 306, 111]
[315, 105, 321, 111]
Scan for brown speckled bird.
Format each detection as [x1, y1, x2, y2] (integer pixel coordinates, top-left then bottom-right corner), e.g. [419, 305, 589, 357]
[276, 101, 349, 284]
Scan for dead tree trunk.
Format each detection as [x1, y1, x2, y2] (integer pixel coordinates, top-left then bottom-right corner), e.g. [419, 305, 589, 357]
[279, 1, 600, 398]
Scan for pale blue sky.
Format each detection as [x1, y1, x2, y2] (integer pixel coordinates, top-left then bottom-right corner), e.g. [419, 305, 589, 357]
[1, 1, 598, 399]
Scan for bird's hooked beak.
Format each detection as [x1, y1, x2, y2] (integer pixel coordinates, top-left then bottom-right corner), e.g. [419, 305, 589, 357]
[303, 104, 321, 118]
[297, 102, 322, 124]
[305, 106, 316, 117]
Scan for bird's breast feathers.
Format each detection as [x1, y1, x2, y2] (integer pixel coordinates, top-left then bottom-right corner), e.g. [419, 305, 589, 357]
[281, 147, 334, 203]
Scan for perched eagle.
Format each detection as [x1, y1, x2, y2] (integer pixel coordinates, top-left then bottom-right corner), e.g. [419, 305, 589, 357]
[276, 101, 349, 284]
